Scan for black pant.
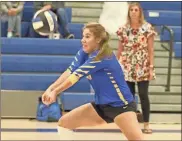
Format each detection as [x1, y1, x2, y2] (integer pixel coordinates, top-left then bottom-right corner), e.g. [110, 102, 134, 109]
[126, 81, 150, 122]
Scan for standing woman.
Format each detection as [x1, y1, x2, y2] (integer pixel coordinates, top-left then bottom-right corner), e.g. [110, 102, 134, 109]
[116, 2, 157, 134]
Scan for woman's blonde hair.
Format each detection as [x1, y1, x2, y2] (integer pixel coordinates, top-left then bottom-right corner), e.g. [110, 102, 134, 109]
[127, 2, 146, 25]
[83, 22, 113, 61]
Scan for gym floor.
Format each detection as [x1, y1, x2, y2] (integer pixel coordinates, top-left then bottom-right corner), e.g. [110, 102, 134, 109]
[1, 116, 181, 140]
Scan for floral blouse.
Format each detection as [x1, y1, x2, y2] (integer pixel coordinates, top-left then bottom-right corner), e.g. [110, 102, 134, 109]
[117, 22, 157, 82]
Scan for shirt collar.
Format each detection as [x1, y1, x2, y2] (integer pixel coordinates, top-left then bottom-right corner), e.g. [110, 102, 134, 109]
[89, 49, 99, 58]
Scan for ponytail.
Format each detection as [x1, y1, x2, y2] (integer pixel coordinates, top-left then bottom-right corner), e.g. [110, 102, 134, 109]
[94, 32, 113, 61]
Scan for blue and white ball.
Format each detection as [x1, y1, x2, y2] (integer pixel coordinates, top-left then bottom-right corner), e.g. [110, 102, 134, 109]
[32, 10, 58, 36]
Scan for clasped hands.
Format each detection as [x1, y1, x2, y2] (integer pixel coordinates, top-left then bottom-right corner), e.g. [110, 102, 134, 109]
[8, 8, 18, 16]
[42, 88, 57, 106]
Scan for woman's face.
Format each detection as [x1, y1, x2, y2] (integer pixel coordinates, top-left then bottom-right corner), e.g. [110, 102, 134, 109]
[81, 28, 99, 53]
[129, 5, 140, 21]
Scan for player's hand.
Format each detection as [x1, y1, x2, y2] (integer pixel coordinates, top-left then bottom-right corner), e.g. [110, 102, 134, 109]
[42, 87, 52, 105]
[47, 91, 57, 104]
[42, 93, 50, 105]
[42, 88, 57, 105]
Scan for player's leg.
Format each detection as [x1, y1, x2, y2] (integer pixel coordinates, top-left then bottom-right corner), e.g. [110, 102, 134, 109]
[57, 103, 107, 140]
[114, 111, 144, 140]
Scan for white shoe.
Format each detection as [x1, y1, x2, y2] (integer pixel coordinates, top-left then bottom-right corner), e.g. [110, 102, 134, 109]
[7, 32, 13, 38]
[66, 34, 74, 39]
[57, 126, 75, 140]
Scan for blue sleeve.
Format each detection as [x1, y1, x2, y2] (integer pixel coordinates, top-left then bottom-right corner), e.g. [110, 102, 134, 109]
[72, 57, 106, 79]
[67, 49, 88, 73]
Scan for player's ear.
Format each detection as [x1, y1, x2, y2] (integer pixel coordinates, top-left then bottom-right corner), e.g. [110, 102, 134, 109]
[96, 38, 101, 44]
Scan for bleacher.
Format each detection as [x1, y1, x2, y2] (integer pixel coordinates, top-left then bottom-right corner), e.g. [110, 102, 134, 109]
[1, 2, 89, 117]
[141, 2, 181, 58]
[1, 37, 95, 111]
[1, 2, 181, 118]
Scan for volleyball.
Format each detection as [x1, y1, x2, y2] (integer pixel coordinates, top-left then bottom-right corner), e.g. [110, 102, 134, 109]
[32, 10, 58, 36]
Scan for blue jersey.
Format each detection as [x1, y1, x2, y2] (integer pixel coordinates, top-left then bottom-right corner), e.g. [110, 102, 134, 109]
[67, 49, 134, 107]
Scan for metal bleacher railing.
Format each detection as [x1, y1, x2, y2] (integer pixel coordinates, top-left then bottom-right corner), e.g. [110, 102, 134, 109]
[160, 25, 174, 92]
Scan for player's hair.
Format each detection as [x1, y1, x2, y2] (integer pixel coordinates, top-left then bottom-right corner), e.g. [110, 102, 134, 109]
[83, 22, 113, 61]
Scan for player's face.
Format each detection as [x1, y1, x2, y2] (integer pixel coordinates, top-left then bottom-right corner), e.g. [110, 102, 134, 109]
[81, 28, 99, 53]
[129, 5, 140, 20]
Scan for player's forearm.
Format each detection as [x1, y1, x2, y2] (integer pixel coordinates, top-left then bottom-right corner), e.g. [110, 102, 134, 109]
[49, 70, 71, 91]
[53, 74, 79, 96]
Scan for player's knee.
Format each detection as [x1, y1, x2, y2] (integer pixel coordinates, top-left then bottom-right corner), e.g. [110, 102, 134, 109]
[132, 133, 145, 140]
[127, 135, 144, 141]
[138, 134, 145, 140]
[58, 116, 69, 129]
[58, 117, 66, 127]
[137, 136, 145, 140]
